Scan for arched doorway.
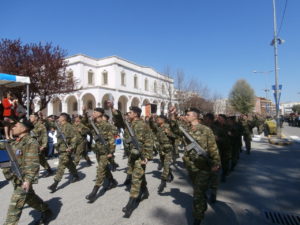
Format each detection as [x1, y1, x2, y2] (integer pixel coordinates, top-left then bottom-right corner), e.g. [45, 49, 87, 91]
[118, 95, 128, 114]
[82, 93, 96, 114]
[131, 97, 140, 107]
[52, 97, 62, 115]
[66, 95, 78, 115]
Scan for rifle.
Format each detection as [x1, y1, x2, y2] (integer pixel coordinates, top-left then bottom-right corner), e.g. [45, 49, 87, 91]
[179, 126, 209, 158]
[122, 118, 142, 158]
[55, 121, 70, 149]
[1, 140, 23, 182]
[89, 118, 108, 146]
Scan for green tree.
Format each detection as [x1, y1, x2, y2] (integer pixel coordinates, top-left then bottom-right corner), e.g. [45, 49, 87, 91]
[292, 104, 300, 113]
[228, 79, 256, 114]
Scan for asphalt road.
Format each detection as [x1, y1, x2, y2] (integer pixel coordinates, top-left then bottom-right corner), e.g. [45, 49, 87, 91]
[1, 125, 300, 225]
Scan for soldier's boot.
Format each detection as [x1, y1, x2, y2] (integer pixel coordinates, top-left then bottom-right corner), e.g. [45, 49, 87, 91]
[85, 185, 100, 202]
[107, 178, 118, 190]
[71, 174, 80, 183]
[221, 174, 226, 183]
[246, 149, 250, 155]
[123, 175, 132, 186]
[43, 168, 54, 178]
[167, 170, 174, 183]
[230, 162, 237, 171]
[157, 180, 166, 193]
[86, 159, 92, 166]
[36, 209, 53, 225]
[209, 193, 217, 204]
[139, 186, 149, 201]
[157, 162, 163, 170]
[193, 219, 202, 225]
[123, 197, 139, 218]
[48, 181, 59, 193]
[111, 162, 119, 172]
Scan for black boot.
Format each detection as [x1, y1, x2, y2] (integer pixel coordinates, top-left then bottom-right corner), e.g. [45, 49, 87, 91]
[85, 185, 100, 202]
[71, 174, 80, 183]
[43, 168, 54, 178]
[123, 197, 138, 218]
[167, 170, 174, 183]
[139, 186, 149, 201]
[157, 162, 163, 170]
[209, 193, 217, 203]
[158, 180, 166, 193]
[107, 179, 118, 190]
[123, 175, 131, 186]
[48, 181, 59, 193]
[193, 219, 202, 225]
[86, 159, 92, 166]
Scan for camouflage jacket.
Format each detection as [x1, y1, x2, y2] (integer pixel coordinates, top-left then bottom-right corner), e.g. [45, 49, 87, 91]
[212, 122, 231, 147]
[129, 118, 154, 160]
[183, 124, 220, 171]
[0, 134, 40, 184]
[73, 122, 90, 144]
[91, 120, 116, 155]
[151, 122, 175, 150]
[31, 121, 48, 149]
[56, 122, 78, 152]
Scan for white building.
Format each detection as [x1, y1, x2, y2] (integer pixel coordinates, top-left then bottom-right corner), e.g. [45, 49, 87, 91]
[45, 54, 177, 116]
[280, 102, 300, 115]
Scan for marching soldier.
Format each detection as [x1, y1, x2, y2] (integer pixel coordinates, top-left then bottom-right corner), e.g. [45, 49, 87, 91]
[149, 115, 175, 193]
[73, 115, 92, 167]
[48, 113, 79, 193]
[85, 108, 118, 203]
[180, 108, 220, 225]
[29, 113, 54, 177]
[120, 106, 154, 218]
[239, 114, 252, 154]
[0, 118, 52, 225]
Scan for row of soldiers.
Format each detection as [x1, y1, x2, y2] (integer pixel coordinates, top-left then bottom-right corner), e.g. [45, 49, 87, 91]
[0, 104, 260, 225]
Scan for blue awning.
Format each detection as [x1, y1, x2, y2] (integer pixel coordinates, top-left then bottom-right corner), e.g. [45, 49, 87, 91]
[0, 73, 30, 87]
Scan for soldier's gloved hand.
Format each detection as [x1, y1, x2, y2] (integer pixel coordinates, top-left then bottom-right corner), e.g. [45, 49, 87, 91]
[107, 153, 113, 158]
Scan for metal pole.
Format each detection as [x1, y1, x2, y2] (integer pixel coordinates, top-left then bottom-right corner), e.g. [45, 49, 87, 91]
[272, 0, 281, 137]
[26, 84, 30, 119]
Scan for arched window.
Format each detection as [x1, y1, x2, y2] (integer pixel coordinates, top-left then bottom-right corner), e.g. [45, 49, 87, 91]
[154, 81, 157, 93]
[102, 70, 108, 85]
[134, 75, 138, 89]
[144, 78, 148, 91]
[88, 70, 94, 85]
[121, 71, 126, 86]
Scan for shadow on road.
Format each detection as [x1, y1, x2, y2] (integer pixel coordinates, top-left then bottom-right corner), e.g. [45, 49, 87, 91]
[0, 180, 9, 189]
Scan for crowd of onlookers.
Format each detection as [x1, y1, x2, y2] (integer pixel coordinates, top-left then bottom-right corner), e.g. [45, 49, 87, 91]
[283, 114, 300, 127]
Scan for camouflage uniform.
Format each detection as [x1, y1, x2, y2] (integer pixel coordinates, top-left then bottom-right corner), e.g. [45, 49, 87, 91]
[127, 119, 153, 198]
[0, 135, 49, 225]
[91, 120, 116, 187]
[240, 117, 252, 154]
[54, 122, 78, 182]
[182, 124, 220, 221]
[31, 121, 51, 171]
[73, 122, 91, 166]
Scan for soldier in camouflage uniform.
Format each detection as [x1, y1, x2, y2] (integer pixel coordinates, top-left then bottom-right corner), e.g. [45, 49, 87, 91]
[180, 108, 220, 225]
[73, 115, 92, 167]
[48, 113, 79, 193]
[239, 114, 252, 154]
[0, 119, 52, 225]
[29, 113, 54, 177]
[85, 108, 118, 203]
[149, 115, 175, 193]
[227, 116, 242, 170]
[121, 106, 154, 218]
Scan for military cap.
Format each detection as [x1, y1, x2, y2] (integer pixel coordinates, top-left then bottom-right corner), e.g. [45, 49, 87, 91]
[18, 118, 34, 131]
[129, 106, 142, 116]
[60, 112, 71, 122]
[186, 107, 201, 115]
[94, 107, 105, 114]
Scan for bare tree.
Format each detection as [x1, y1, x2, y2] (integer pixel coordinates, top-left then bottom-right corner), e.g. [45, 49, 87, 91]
[0, 39, 78, 112]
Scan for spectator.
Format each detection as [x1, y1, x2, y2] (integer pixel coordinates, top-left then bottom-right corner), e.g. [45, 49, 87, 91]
[2, 91, 17, 139]
[47, 127, 56, 158]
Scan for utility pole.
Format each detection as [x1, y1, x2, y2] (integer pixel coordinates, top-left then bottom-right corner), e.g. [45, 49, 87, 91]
[272, 0, 281, 137]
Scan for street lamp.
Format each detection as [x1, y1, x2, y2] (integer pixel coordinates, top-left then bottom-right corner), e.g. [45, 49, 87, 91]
[271, 0, 284, 137]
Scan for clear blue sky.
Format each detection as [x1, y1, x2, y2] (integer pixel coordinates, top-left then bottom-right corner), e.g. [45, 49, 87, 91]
[1, 0, 299, 103]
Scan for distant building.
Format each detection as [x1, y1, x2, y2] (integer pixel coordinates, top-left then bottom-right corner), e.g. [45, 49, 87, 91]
[255, 97, 275, 115]
[213, 99, 228, 115]
[280, 102, 300, 115]
[42, 54, 178, 116]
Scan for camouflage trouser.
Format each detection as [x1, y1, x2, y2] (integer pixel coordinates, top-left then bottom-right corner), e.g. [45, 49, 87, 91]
[219, 146, 231, 175]
[95, 154, 113, 186]
[74, 141, 90, 166]
[173, 138, 181, 156]
[231, 139, 241, 165]
[209, 171, 219, 195]
[54, 152, 78, 182]
[243, 135, 251, 152]
[39, 152, 50, 170]
[159, 150, 172, 180]
[188, 170, 210, 221]
[4, 185, 48, 225]
[127, 157, 146, 198]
